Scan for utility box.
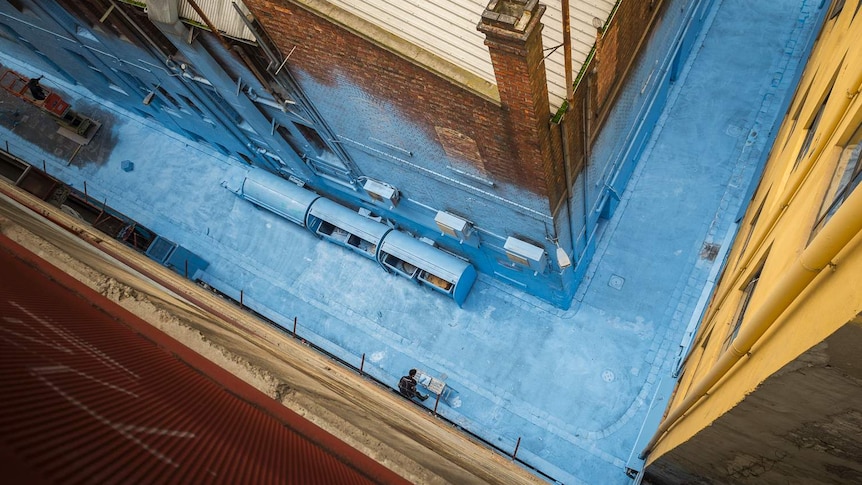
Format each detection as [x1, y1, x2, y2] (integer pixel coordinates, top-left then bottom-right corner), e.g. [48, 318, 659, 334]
[435, 211, 472, 240]
[504, 236, 547, 273]
[146, 236, 209, 280]
[363, 179, 398, 206]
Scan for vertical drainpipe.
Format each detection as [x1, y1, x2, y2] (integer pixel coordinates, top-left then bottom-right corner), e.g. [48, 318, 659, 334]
[639, 183, 862, 459]
[560, 0, 577, 261]
[562, 0, 573, 106]
[584, 63, 593, 248]
[581, 23, 601, 258]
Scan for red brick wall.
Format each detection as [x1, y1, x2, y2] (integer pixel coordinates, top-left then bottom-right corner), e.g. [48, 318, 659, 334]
[482, 8, 566, 212]
[564, 0, 669, 180]
[244, 0, 562, 205]
[593, 0, 669, 132]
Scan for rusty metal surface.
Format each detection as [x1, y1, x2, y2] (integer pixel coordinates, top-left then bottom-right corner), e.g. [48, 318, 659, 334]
[0, 234, 406, 485]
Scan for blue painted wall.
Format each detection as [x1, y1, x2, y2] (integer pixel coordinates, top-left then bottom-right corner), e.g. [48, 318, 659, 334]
[0, 0, 720, 309]
[567, 0, 719, 301]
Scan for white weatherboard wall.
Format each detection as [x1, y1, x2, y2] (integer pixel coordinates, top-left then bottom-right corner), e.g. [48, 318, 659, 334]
[323, 0, 616, 110]
[148, 0, 616, 108]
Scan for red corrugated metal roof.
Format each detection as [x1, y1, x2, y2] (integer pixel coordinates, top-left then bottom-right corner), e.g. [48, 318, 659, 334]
[0, 234, 408, 485]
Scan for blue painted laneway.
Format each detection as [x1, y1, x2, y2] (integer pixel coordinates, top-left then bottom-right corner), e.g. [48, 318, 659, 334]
[0, 0, 823, 482]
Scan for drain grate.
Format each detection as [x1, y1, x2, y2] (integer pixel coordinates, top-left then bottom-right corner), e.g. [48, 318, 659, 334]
[700, 242, 721, 261]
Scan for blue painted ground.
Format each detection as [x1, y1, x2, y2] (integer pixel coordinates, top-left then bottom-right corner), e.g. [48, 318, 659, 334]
[0, 0, 821, 482]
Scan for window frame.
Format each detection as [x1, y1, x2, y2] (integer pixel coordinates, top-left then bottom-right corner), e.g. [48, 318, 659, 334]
[795, 95, 829, 169]
[811, 123, 862, 239]
[721, 266, 763, 354]
[829, 0, 846, 19]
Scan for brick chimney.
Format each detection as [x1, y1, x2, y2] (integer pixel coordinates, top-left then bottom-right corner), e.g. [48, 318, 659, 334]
[478, 0, 563, 207]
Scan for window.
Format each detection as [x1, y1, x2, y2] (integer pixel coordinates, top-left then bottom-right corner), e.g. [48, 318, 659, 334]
[721, 267, 762, 353]
[75, 25, 99, 43]
[829, 0, 846, 19]
[8, 0, 26, 12]
[277, 124, 351, 181]
[203, 89, 242, 124]
[7, 0, 36, 16]
[132, 108, 153, 119]
[736, 190, 769, 266]
[236, 152, 254, 166]
[0, 22, 21, 43]
[213, 143, 229, 156]
[296, 123, 338, 159]
[178, 94, 205, 117]
[181, 129, 207, 146]
[795, 95, 829, 169]
[30, 50, 76, 85]
[114, 70, 148, 95]
[157, 86, 181, 109]
[811, 123, 862, 238]
[64, 48, 117, 89]
[276, 125, 304, 154]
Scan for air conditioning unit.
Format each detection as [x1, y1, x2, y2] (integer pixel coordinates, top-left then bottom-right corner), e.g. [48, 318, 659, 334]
[435, 211, 473, 240]
[363, 179, 399, 206]
[504, 237, 547, 272]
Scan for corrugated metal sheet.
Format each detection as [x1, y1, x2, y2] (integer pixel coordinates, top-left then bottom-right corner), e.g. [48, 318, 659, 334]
[0, 235, 407, 484]
[177, 0, 255, 41]
[138, 0, 256, 41]
[323, 0, 616, 109]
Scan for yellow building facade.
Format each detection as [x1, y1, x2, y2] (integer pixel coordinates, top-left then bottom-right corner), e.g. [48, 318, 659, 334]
[643, 1, 862, 482]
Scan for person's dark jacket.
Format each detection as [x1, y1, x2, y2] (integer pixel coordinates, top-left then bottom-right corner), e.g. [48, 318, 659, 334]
[398, 375, 418, 398]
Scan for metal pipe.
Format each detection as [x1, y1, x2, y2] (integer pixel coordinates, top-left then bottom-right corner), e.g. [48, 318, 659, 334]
[556, 0, 577, 264]
[562, 0, 573, 105]
[185, 0, 230, 50]
[181, 72, 213, 86]
[640, 183, 862, 459]
[245, 88, 295, 110]
[558, 122, 576, 265]
[512, 436, 521, 460]
[231, 1, 281, 66]
[583, 64, 593, 249]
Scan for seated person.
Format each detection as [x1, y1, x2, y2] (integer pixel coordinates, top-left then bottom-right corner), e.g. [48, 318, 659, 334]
[398, 368, 428, 402]
[27, 75, 47, 101]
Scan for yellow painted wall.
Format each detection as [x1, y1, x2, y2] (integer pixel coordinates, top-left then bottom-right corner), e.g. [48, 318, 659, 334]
[648, 0, 862, 462]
